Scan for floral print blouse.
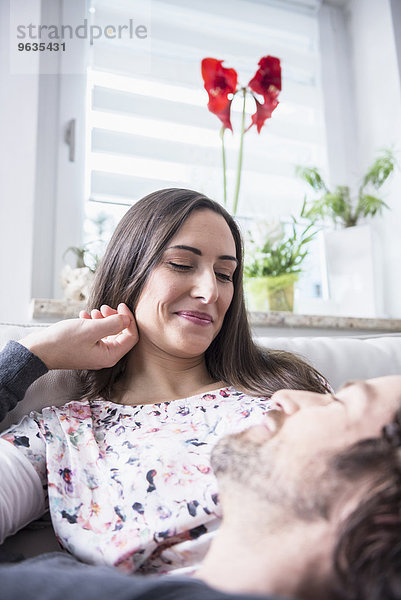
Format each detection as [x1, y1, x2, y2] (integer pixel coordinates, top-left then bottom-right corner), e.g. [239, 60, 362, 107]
[1, 387, 273, 574]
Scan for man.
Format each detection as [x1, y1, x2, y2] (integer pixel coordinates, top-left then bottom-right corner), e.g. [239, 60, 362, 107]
[1, 314, 400, 599]
[198, 376, 401, 600]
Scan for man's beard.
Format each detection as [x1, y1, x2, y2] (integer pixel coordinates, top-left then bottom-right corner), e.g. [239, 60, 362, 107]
[211, 429, 342, 523]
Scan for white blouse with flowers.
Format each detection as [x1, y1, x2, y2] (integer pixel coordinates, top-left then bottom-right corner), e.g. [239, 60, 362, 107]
[1, 387, 273, 574]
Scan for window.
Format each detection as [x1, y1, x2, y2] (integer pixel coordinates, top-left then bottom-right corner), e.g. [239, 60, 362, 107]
[83, 0, 327, 249]
[44, 0, 340, 306]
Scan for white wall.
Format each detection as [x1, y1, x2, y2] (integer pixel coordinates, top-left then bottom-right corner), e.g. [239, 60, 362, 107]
[0, 0, 83, 322]
[0, 0, 41, 322]
[346, 0, 401, 317]
[319, 3, 358, 189]
[319, 0, 401, 318]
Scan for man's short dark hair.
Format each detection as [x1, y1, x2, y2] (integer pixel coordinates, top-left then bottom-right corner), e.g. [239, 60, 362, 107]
[330, 406, 401, 600]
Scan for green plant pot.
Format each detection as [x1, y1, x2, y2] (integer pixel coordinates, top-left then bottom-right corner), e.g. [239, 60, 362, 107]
[244, 273, 298, 312]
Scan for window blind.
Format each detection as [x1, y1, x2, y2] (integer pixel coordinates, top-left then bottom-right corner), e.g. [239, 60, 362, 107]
[85, 0, 327, 241]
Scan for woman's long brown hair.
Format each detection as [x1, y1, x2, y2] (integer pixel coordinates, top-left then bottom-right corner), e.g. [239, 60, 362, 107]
[80, 188, 329, 400]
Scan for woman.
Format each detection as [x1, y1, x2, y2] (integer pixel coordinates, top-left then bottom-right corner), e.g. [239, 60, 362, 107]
[0, 189, 328, 575]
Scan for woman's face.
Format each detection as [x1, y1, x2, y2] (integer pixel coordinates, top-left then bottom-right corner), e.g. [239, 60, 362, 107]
[134, 209, 237, 359]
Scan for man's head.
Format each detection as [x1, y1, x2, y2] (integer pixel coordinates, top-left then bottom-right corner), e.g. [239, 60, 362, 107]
[211, 375, 401, 600]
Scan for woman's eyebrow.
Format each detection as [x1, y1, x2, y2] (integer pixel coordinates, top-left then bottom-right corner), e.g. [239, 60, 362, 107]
[167, 245, 238, 264]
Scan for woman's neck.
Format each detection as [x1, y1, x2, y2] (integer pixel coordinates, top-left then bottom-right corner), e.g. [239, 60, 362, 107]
[112, 341, 222, 405]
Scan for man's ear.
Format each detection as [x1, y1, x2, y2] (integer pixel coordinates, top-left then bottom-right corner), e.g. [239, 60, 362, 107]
[333, 475, 376, 526]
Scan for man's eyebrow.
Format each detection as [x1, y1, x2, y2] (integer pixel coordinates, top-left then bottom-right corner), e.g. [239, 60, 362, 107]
[337, 380, 377, 401]
[167, 245, 238, 264]
[337, 381, 356, 392]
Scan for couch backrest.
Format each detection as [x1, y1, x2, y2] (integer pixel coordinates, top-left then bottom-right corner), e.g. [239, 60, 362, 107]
[260, 335, 401, 390]
[1, 322, 401, 432]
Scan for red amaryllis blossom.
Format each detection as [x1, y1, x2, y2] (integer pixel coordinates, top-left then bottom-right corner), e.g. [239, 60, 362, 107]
[248, 55, 281, 133]
[201, 58, 238, 131]
[248, 55, 281, 98]
[247, 94, 279, 133]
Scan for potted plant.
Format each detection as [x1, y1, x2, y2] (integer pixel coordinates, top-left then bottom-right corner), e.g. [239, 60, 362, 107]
[244, 217, 316, 312]
[295, 149, 397, 317]
[296, 149, 396, 228]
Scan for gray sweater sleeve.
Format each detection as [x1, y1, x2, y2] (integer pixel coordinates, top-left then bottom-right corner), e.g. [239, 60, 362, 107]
[0, 340, 48, 422]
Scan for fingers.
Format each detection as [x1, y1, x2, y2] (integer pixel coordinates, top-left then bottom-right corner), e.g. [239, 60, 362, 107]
[117, 303, 134, 318]
[116, 303, 137, 334]
[20, 310, 138, 371]
[108, 326, 139, 358]
[85, 309, 138, 345]
[87, 303, 136, 331]
[80, 305, 122, 320]
[92, 312, 139, 365]
[80, 309, 106, 320]
[78, 303, 139, 366]
[87, 313, 131, 337]
[100, 305, 117, 317]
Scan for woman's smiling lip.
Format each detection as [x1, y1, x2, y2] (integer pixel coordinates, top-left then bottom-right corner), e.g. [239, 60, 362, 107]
[175, 311, 214, 326]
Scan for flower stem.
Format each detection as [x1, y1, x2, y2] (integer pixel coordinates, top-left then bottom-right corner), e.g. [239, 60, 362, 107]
[232, 87, 246, 216]
[220, 127, 227, 207]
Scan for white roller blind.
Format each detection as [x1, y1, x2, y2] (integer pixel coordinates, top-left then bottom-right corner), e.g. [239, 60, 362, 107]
[85, 0, 327, 238]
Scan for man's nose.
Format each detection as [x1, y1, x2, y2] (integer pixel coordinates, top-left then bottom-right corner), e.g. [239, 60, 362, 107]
[270, 390, 332, 414]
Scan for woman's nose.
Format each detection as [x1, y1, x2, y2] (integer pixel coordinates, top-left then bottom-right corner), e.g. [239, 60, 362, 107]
[191, 269, 219, 303]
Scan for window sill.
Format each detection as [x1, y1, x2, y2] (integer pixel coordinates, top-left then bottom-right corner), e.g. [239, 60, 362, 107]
[31, 298, 85, 321]
[31, 298, 401, 336]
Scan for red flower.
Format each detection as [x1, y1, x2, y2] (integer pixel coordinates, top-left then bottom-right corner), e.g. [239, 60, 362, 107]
[248, 56, 281, 133]
[248, 55, 281, 99]
[247, 95, 279, 133]
[201, 58, 238, 131]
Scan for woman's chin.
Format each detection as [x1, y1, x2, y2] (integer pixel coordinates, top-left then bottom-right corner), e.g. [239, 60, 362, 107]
[136, 328, 215, 359]
[168, 336, 213, 359]
[174, 345, 210, 359]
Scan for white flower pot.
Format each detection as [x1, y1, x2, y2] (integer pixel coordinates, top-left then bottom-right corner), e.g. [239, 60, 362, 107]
[321, 225, 382, 318]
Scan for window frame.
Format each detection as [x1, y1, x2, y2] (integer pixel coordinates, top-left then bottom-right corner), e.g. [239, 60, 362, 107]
[33, 0, 354, 300]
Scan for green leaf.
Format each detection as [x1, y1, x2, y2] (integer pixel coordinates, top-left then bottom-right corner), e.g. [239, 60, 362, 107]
[297, 148, 397, 227]
[360, 149, 396, 190]
[244, 220, 317, 277]
[295, 166, 328, 192]
[357, 194, 390, 218]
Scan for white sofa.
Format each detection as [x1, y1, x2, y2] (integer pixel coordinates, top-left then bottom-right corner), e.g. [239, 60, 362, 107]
[1, 321, 401, 559]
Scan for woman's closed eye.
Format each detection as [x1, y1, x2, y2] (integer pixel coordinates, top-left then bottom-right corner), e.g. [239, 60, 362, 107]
[167, 262, 232, 282]
[216, 272, 232, 282]
[168, 262, 192, 271]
